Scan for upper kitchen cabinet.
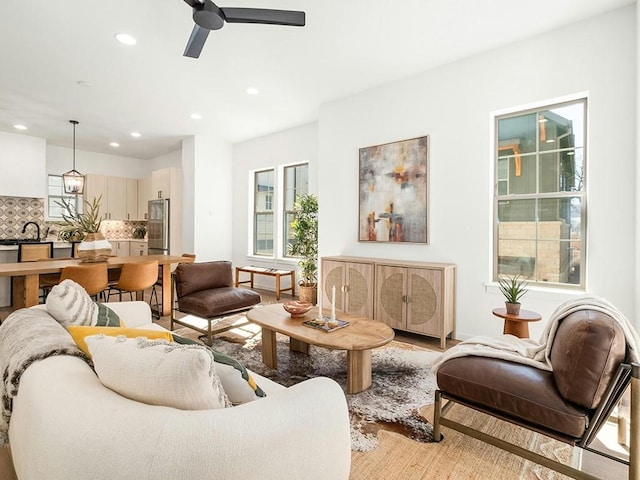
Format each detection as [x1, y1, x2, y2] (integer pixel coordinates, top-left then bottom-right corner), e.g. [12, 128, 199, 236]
[137, 177, 151, 220]
[151, 168, 181, 200]
[0, 132, 46, 198]
[85, 174, 139, 221]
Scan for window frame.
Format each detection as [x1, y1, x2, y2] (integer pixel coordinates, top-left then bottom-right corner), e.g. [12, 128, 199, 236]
[282, 162, 309, 258]
[492, 97, 587, 289]
[253, 168, 275, 256]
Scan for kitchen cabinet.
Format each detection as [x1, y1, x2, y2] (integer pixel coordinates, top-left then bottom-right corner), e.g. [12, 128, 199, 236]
[137, 177, 151, 220]
[85, 175, 140, 221]
[130, 241, 147, 256]
[125, 178, 138, 220]
[111, 240, 130, 257]
[321, 257, 374, 318]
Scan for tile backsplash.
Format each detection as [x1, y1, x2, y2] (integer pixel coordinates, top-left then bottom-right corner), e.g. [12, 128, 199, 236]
[0, 196, 146, 240]
[0, 196, 44, 239]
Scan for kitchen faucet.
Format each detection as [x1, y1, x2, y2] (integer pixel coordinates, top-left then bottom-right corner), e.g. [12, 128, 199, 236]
[22, 221, 41, 241]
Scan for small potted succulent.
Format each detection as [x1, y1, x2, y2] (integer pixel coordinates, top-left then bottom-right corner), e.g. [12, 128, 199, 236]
[498, 274, 528, 315]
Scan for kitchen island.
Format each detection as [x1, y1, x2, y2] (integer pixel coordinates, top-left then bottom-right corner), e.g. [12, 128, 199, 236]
[0, 254, 193, 315]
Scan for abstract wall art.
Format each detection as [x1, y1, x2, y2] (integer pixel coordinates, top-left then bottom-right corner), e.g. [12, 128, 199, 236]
[358, 136, 429, 244]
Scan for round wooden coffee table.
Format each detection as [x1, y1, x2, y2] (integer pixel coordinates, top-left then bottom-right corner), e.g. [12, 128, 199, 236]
[247, 304, 394, 394]
[492, 307, 542, 338]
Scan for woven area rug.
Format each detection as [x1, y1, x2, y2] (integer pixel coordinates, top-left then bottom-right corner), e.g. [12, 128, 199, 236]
[206, 333, 441, 452]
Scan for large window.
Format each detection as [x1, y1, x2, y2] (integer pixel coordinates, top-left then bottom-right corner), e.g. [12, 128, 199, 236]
[254, 169, 274, 255]
[283, 163, 309, 257]
[47, 174, 82, 219]
[494, 98, 586, 287]
[251, 163, 309, 258]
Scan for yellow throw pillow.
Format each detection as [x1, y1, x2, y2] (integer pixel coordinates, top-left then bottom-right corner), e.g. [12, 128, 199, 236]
[67, 326, 173, 358]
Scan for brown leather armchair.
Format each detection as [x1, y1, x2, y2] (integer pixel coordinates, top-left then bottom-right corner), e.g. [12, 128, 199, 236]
[171, 261, 261, 345]
[433, 309, 638, 479]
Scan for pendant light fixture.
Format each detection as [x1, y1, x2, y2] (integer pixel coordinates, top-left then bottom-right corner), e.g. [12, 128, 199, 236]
[62, 120, 85, 195]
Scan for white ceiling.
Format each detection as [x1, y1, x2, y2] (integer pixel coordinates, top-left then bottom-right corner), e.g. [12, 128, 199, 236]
[0, 0, 633, 159]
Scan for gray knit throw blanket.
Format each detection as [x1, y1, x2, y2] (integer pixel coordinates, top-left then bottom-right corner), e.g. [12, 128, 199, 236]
[0, 308, 89, 446]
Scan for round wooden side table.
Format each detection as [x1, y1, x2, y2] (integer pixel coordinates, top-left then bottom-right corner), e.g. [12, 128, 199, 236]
[492, 307, 542, 338]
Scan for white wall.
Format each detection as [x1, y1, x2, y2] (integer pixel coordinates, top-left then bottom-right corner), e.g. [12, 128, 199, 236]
[0, 131, 46, 198]
[317, 6, 637, 339]
[189, 135, 234, 261]
[46, 145, 149, 178]
[147, 149, 182, 172]
[231, 122, 319, 283]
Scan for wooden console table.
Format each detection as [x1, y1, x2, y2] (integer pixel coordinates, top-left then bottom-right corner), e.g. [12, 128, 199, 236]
[492, 307, 542, 338]
[235, 266, 295, 300]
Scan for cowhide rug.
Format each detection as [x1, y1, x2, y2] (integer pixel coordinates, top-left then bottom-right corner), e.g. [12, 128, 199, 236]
[206, 334, 442, 452]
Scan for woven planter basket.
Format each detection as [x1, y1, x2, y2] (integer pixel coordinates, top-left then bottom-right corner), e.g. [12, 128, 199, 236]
[298, 284, 318, 305]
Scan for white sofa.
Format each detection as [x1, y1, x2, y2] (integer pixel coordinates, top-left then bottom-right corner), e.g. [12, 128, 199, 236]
[8, 302, 352, 480]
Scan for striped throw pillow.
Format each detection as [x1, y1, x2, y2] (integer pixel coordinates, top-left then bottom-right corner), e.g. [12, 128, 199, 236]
[46, 279, 97, 327]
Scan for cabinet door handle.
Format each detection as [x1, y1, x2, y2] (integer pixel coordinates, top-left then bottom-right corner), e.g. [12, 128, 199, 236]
[341, 285, 349, 293]
[402, 294, 409, 303]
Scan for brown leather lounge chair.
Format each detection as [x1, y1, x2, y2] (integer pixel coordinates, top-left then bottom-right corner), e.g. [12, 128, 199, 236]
[171, 261, 261, 345]
[433, 308, 639, 480]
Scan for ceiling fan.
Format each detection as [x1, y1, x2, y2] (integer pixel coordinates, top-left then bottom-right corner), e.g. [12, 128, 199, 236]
[182, 0, 306, 58]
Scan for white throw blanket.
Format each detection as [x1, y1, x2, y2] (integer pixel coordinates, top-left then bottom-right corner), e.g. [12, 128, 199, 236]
[432, 295, 640, 372]
[0, 308, 88, 446]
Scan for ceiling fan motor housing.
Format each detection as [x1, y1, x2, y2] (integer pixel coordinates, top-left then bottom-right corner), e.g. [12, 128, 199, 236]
[193, 1, 225, 30]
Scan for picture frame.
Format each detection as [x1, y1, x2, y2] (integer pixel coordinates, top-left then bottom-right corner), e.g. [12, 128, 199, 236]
[358, 135, 429, 244]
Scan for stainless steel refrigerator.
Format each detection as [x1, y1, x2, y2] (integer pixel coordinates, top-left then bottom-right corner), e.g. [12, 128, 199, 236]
[147, 199, 170, 255]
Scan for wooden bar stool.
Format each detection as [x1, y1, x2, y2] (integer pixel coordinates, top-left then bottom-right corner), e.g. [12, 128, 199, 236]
[60, 264, 109, 300]
[149, 253, 196, 318]
[107, 260, 159, 302]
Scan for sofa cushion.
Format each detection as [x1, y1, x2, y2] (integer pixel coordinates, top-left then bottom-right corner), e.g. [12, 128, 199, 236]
[46, 279, 97, 326]
[175, 261, 233, 297]
[68, 325, 173, 357]
[550, 310, 626, 409]
[95, 303, 121, 327]
[437, 356, 590, 439]
[178, 287, 261, 318]
[85, 335, 231, 410]
[173, 334, 266, 404]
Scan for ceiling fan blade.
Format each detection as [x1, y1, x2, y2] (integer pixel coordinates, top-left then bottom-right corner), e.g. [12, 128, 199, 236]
[183, 24, 210, 58]
[221, 8, 305, 27]
[182, 0, 203, 8]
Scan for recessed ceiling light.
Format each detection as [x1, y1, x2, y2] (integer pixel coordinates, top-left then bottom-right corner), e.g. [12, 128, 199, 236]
[13, 124, 27, 130]
[246, 87, 259, 95]
[130, 132, 141, 138]
[115, 33, 137, 46]
[110, 142, 120, 147]
[76, 80, 92, 87]
[190, 113, 202, 120]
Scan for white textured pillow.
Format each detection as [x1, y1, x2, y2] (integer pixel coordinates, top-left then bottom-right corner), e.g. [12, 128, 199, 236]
[85, 336, 231, 410]
[46, 279, 97, 326]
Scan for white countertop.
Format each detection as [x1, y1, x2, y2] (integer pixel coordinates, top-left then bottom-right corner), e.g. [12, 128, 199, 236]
[0, 238, 147, 251]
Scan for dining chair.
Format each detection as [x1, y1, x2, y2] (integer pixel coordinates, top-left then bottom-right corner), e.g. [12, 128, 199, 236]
[107, 260, 159, 302]
[17, 242, 55, 302]
[60, 264, 109, 300]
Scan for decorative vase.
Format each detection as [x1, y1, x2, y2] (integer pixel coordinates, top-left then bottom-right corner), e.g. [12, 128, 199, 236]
[505, 302, 521, 315]
[78, 233, 112, 263]
[298, 284, 318, 305]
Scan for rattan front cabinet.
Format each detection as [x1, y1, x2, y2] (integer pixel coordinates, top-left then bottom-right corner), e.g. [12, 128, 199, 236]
[321, 257, 374, 318]
[375, 261, 456, 349]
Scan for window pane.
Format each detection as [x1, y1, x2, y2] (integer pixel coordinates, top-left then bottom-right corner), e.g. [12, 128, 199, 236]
[255, 213, 274, 255]
[498, 113, 537, 155]
[255, 170, 274, 212]
[499, 153, 536, 195]
[498, 198, 535, 223]
[536, 240, 572, 284]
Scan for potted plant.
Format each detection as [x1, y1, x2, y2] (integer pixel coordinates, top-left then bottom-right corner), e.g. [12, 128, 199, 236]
[498, 274, 529, 315]
[288, 194, 318, 304]
[58, 195, 112, 262]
